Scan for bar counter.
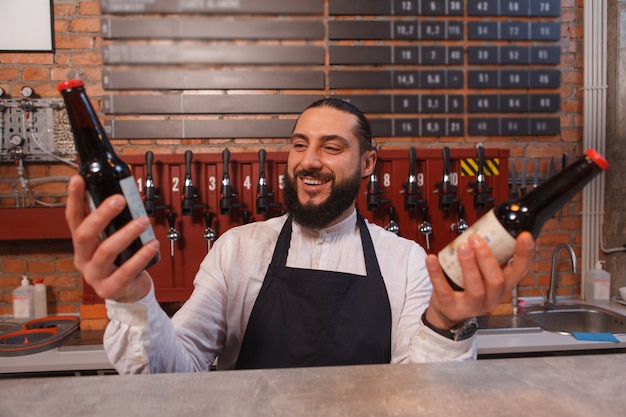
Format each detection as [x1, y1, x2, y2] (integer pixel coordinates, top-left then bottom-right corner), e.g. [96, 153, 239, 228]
[1, 353, 624, 417]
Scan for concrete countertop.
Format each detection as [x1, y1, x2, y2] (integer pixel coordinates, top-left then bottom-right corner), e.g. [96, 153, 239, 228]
[1, 353, 624, 417]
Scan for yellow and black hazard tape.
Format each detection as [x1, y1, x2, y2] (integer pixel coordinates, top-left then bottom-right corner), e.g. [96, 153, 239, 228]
[460, 158, 500, 176]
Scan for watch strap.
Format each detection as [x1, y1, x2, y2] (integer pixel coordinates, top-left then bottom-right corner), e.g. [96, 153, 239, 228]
[421, 309, 478, 341]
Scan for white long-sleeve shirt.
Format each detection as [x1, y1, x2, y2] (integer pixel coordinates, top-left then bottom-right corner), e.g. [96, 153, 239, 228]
[104, 209, 476, 373]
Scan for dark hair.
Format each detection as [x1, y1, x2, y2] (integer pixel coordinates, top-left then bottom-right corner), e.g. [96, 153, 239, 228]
[297, 98, 373, 155]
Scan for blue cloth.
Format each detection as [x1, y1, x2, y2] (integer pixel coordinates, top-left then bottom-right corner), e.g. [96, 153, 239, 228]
[571, 332, 620, 342]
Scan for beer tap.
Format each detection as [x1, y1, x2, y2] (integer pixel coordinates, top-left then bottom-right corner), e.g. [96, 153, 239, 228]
[366, 161, 389, 212]
[403, 147, 426, 212]
[385, 206, 400, 235]
[181, 150, 199, 216]
[242, 210, 252, 225]
[468, 143, 494, 211]
[418, 206, 433, 251]
[220, 149, 244, 215]
[143, 151, 169, 216]
[434, 147, 458, 212]
[166, 212, 180, 257]
[203, 212, 217, 252]
[255, 149, 280, 215]
[451, 204, 469, 234]
[144, 151, 157, 216]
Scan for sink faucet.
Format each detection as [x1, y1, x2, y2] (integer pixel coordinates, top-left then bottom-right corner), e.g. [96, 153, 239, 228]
[544, 243, 577, 310]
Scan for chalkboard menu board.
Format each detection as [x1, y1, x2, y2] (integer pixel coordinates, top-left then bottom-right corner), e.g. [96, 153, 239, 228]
[99, 0, 562, 139]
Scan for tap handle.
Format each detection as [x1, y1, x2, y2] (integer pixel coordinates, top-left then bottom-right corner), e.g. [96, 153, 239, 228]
[242, 210, 251, 224]
[476, 142, 485, 176]
[145, 150, 154, 179]
[442, 146, 450, 175]
[167, 212, 180, 257]
[436, 146, 457, 211]
[421, 206, 430, 223]
[144, 151, 156, 215]
[256, 149, 272, 214]
[184, 150, 193, 180]
[258, 149, 267, 179]
[182, 150, 195, 215]
[404, 147, 422, 212]
[367, 170, 381, 211]
[222, 148, 231, 179]
[220, 149, 233, 214]
[204, 212, 214, 228]
[408, 147, 416, 177]
[388, 205, 397, 222]
[419, 206, 432, 250]
[471, 143, 494, 210]
[458, 203, 466, 220]
[384, 205, 400, 234]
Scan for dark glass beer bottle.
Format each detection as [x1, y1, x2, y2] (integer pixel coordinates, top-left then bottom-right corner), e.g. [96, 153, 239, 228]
[439, 149, 608, 290]
[58, 80, 160, 269]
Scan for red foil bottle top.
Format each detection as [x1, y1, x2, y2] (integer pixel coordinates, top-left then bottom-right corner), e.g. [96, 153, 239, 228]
[57, 79, 85, 91]
[585, 149, 609, 170]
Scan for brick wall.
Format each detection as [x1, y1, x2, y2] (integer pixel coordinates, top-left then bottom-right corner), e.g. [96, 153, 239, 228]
[0, 0, 585, 319]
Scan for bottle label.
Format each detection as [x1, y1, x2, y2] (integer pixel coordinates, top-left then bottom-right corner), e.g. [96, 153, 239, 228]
[438, 209, 517, 289]
[594, 278, 610, 302]
[119, 176, 156, 244]
[13, 296, 31, 319]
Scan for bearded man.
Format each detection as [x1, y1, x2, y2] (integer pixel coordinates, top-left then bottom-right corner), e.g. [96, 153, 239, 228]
[65, 98, 534, 372]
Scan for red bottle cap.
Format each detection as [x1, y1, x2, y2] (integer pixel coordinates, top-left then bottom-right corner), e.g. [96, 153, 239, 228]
[35, 278, 44, 284]
[585, 149, 609, 170]
[57, 79, 85, 92]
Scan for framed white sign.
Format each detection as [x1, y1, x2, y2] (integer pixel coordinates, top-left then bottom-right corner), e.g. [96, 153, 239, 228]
[0, 0, 54, 52]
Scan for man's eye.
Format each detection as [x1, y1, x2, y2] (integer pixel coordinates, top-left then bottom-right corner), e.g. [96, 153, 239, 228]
[292, 142, 307, 150]
[324, 145, 342, 154]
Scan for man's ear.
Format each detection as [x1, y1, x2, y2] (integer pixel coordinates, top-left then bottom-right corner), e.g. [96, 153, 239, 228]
[361, 149, 377, 178]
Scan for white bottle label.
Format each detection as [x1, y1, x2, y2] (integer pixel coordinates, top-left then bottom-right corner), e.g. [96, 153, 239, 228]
[13, 296, 31, 319]
[119, 176, 156, 244]
[594, 278, 610, 302]
[438, 209, 517, 289]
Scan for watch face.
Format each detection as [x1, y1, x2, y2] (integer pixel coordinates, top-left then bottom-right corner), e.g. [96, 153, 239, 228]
[453, 317, 478, 341]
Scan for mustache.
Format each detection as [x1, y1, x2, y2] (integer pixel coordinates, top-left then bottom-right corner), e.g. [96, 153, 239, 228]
[293, 170, 335, 182]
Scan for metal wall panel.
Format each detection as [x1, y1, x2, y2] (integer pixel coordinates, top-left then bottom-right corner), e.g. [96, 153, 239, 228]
[102, 45, 325, 65]
[98, 0, 563, 139]
[102, 18, 324, 40]
[103, 94, 323, 114]
[105, 119, 297, 139]
[100, 0, 323, 14]
[103, 70, 325, 90]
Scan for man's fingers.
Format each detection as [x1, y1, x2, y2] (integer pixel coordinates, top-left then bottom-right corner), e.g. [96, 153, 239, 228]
[65, 175, 87, 233]
[502, 232, 535, 290]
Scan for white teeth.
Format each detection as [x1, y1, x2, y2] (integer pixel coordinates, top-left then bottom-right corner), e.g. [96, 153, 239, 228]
[302, 178, 327, 186]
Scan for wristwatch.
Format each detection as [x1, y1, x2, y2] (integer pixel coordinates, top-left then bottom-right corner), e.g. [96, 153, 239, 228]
[421, 310, 478, 342]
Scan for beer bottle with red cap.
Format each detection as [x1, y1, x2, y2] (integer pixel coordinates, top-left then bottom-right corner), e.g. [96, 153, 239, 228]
[58, 80, 160, 269]
[439, 149, 608, 290]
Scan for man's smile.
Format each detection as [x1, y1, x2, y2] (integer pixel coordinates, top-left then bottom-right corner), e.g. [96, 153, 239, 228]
[301, 177, 330, 186]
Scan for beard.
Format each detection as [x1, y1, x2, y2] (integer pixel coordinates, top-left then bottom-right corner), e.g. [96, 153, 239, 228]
[282, 167, 363, 230]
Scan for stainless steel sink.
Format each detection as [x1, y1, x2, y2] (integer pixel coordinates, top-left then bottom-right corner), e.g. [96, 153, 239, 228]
[477, 314, 542, 334]
[524, 304, 626, 335]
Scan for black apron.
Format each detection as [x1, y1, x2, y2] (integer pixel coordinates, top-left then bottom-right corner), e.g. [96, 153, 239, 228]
[235, 213, 392, 370]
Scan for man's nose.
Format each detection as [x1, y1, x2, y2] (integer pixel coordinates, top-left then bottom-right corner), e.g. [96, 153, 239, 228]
[300, 146, 323, 170]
